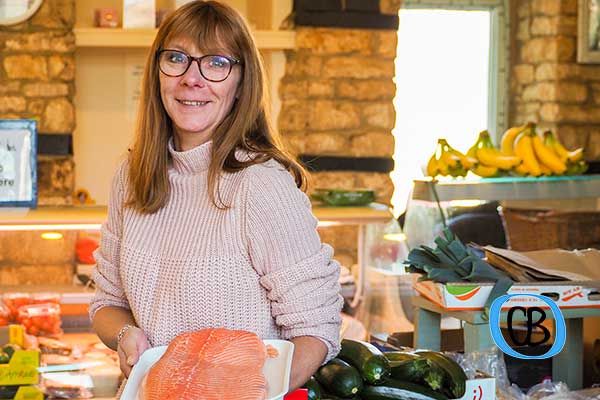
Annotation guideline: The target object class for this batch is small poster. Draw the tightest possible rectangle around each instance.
[122,0,155,28]
[0,119,37,207]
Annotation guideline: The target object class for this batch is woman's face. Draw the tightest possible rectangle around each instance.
[159,37,242,149]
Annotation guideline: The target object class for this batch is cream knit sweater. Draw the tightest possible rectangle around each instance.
[89,139,343,361]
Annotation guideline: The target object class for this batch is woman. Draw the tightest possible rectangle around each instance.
[89,0,343,395]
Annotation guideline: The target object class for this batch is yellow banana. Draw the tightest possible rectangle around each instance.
[437,159,449,176]
[500,124,527,156]
[538,162,552,176]
[514,131,541,176]
[567,148,584,163]
[514,164,530,176]
[472,164,499,178]
[440,149,461,168]
[426,154,439,177]
[532,135,566,175]
[476,148,521,170]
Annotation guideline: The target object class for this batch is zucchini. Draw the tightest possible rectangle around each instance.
[416,351,467,399]
[390,357,429,383]
[362,379,448,400]
[315,358,363,398]
[303,376,322,400]
[384,351,418,367]
[339,339,390,384]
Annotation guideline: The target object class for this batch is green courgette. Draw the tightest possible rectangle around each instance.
[384,351,419,367]
[338,339,390,384]
[390,357,429,383]
[361,379,448,400]
[315,358,363,398]
[303,376,323,400]
[416,351,467,399]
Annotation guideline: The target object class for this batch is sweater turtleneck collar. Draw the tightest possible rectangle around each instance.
[168,137,212,174]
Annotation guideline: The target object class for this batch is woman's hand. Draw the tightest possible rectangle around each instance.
[117,326,151,378]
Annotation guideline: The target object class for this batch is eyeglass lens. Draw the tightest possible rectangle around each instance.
[159,50,233,81]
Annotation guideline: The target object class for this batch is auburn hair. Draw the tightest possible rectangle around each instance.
[126,0,307,213]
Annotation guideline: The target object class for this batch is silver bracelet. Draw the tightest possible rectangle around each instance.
[117,324,135,346]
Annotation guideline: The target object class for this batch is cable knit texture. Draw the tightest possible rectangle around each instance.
[90,139,343,362]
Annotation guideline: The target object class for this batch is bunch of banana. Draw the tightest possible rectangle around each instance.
[543,131,588,175]
[467,130,520,177]
[426,139,477,178]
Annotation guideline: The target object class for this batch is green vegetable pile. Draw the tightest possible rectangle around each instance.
[303,339,469,400]
[404,228,513,319]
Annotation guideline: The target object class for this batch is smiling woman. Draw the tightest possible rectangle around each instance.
[89,1,343,398]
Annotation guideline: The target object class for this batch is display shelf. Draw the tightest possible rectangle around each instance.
[74,28,296,50]
[0,203,392,229]
[411,174,600,202]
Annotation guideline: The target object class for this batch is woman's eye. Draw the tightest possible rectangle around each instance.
[208,57,228,68]
[168,53,187,63]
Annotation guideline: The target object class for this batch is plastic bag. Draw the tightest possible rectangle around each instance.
[42,372,94,399]
[17,302,62,337]
[526,379,570,399]
[0,301,9,326]
[2,292,32,321]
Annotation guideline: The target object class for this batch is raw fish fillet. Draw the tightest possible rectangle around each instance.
[142,328,272,400]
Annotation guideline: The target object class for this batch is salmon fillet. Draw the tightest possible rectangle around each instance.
[142,328,269,400]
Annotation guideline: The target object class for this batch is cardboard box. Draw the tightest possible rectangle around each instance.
[459,378,495,400]
[415,248,600,310]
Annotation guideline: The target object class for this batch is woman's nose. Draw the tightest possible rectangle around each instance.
[180,60,207,87]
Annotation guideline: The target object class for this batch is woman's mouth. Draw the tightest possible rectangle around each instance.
[177,99,211,107]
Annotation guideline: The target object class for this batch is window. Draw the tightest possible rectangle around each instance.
[391,1,508,216]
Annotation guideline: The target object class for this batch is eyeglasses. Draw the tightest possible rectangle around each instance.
[157,49,242,82]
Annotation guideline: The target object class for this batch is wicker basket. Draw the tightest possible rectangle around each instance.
[499,207,600,251]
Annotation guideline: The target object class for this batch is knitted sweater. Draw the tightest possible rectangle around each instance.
[89,139,343,361]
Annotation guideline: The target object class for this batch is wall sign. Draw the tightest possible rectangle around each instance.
[0,120,37,208]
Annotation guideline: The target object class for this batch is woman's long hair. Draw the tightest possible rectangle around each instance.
[127,0,307,213]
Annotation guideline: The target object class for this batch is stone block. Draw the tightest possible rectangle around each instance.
[531,0,561,16]
[308,100,361,130]
[336,79,396,100]
[316,225,359,252]
[362,103,396,129]
[351,132,395,157]
[30,0,75,29]
[587,130,600,160]
[555,125,592,151]
[5,32,75,53]
[296,28,372,55]
[281,132,306,155]
[523,82,586,103]
[0,264,74,285]
[4,55,47,80]
[27,99,46,114]
[324,56,395,79]
[531,16,577,36]
[580,65,600,81]
[0,96,26,113]
[279,80,308,100]
[48,55,75,81]
[0,230,76,265]
[517,0,531,18]
[541,103,600,123]
[279,100,309,132]
[23,83,69,98]
[310,171,356,190]
[355,172,394,204]
[375,30,398,58]
[37,156,75,197]
[521,37,575,63]
[307,80,335,98]
[513,64,535,85]
[305,132,350,155]
[42,98,75,133]
[517,18,530,41]
[0,82,20,95]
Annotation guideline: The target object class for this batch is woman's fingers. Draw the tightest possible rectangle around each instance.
[118,326,149,377]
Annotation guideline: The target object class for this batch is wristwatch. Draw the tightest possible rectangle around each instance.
[117,324,135,346]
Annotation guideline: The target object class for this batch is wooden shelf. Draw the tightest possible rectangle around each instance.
[0,204,392,228]
[74,28,296,50]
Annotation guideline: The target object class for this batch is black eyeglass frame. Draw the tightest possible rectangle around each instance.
[157,49,242,82]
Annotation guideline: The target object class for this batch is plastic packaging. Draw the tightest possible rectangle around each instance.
[17,302,62,337]
[42,372,94,399]
[2,293,32,321]
[31,292,61,305]
[0,302,9,326]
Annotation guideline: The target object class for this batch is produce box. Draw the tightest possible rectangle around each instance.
[415,248,600,310]
[457,378,494,400]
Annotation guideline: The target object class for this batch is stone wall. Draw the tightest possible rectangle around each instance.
[511,0,600,159]
[279,1,402,269]
[0,0,76,285]
[0,0,76,206]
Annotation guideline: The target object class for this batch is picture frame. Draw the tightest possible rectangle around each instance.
[578,0,600,63]
[0,119,37,208]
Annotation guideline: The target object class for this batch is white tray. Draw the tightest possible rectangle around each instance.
[121,339,294,400]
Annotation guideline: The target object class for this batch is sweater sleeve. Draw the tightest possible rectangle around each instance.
[88,161,131,321]
[245,161,343,362]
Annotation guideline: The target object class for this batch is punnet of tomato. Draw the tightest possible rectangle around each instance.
[17,302,62,337]
[0,301,9,326]
[2,292,32,321]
